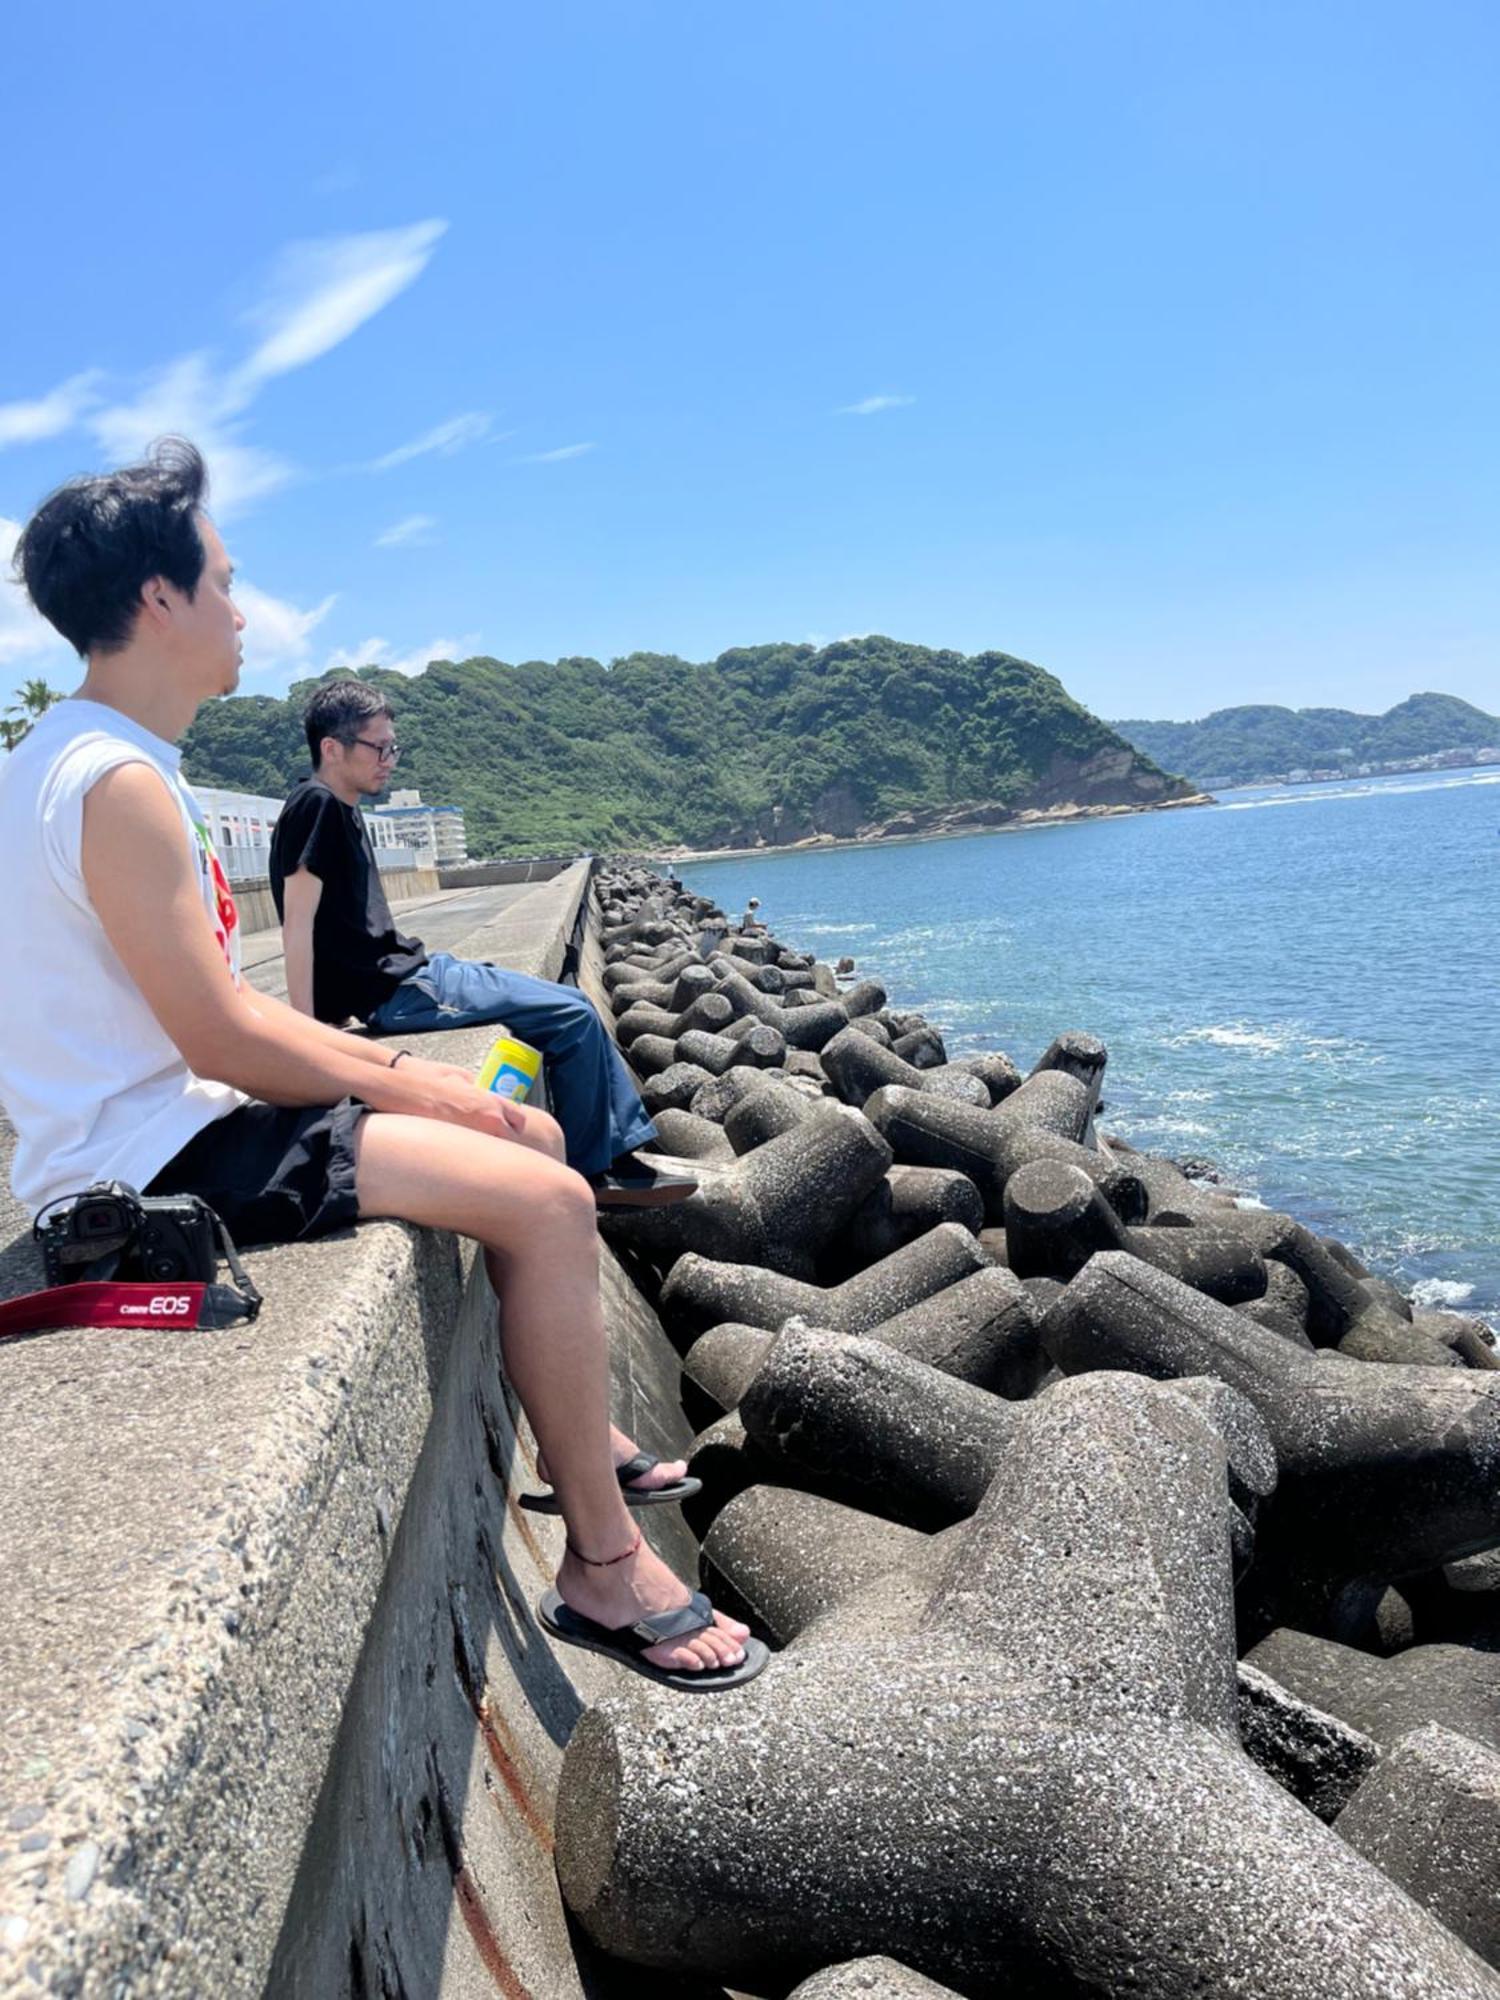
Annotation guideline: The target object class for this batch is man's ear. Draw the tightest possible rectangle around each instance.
[138,575,175,630]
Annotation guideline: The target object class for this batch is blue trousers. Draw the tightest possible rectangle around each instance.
[366,952,655,1178]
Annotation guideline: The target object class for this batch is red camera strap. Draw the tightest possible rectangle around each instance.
[0,1280,252,1339]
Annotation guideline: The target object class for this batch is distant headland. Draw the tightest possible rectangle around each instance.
[181,637,1204,859]
[1112,692,1500,792]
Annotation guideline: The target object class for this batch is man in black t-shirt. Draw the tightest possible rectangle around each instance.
[270,681,692,1207]
[270,768,428,1025]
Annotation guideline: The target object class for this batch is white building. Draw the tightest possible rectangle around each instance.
[370,789,468,866]
[193,784,421,883]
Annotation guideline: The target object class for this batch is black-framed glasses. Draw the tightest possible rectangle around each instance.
[350,736,400,762]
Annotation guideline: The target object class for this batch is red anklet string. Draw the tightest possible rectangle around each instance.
[565,1526,643,1567]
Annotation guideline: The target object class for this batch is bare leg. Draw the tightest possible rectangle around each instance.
[353,1113,748,1673]
[480,1109,692,1494]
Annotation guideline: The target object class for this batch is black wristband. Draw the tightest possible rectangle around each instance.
[389,1049,412,1070]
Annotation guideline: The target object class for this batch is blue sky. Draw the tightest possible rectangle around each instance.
[1,0,1495,721]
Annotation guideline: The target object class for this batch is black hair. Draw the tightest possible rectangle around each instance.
[304,678,395,767]
[12,437,210,657]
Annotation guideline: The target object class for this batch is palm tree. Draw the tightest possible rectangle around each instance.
[1,677,65,751]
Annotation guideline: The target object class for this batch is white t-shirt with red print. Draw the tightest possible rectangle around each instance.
[0,699,246,1216]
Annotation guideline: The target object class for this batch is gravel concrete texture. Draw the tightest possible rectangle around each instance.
[1115,1145,1240,1223]
[266,1220,702,2000]
[681,1321,777,1426]
[1239,1257,1314,1345]
[864,1083,1149,1224]
[1003,1159,1269,1302]
[712,970,854,1051]
[675,1025,786,1076]
[739,1321,1021,1528]
[601,947,696,994]
[1040,1252,1500,1589]
[682,1409,782,1537]
[645,1107,735,1162]
[722,1077,818,1152]
[700,1486,937,1644]
[1234,1660,1380,1821]
[658,1221,988,1342]
[1196,1206,1446,1362]
[835,1166,985,1278]
[859,1265,1044,1395]
[601,963,710,1013]
[1243,1627,1500,1756]
[641,1060,717,1113]
[820,1026,990,1110]
[1027,1030,1108,1127]
[680,1264,1043,1430]
[789,1957,965,1997]
[556,1370,1500,1997]
[689,1065,811,1125]
[612,990,735,1048]
[623,1030,682,1077]
[953,1050,1023,1104]
[1337,1725,1500,1969]
[597,1101,893,1278]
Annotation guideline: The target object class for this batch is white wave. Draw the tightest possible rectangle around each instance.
[1218,770,1500,812]
[793,922,878,935]
[1410,1277,1476,1309]
[1171,1024,1288,1054]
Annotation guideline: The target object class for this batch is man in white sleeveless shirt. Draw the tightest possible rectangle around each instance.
[0,440,761,1691]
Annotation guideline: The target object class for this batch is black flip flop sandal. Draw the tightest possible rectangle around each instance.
[537,1587,769,1692]
[519,1451,702,1516]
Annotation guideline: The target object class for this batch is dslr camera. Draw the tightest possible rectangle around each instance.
[36,1180,221,1288]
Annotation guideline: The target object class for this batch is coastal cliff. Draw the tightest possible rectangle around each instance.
[182,635,1200,856]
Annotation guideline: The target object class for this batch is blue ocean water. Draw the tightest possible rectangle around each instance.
[683,767,1500,1327]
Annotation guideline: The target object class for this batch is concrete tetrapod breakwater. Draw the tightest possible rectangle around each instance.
[8,853,1500,1997]
[553,862,1500,1998]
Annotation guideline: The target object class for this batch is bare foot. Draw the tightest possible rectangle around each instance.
[537,1423,690,1497]
[558,1534,751,1674]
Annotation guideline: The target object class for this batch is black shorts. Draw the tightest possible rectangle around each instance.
[145,1098,370,1248]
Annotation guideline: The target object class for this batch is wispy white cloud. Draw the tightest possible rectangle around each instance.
[837,393,915,416]
[0,371,104,450]
[515,441,596,464]
[0,222,450,517]
[374,513,438,549]
[0,516,337,684]
[369,411,494,471]
[237,581,338,680]
[231,220,447,395]
[323,631,480,679]
[0,517,76,672]
[88,352,295,517]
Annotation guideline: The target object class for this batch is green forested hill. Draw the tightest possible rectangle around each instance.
[181,637,1189,856]
[1112,693,1500,789]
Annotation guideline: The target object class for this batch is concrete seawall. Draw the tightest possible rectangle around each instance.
[0,860,706,1998]
[229,864,442,936]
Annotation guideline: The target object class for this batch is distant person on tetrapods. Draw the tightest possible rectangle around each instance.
[267,677,693,1209]
[0,439,760,1691]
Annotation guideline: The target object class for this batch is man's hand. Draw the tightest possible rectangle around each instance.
[397,1052,480,1088]
[396,1068,547,1149]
